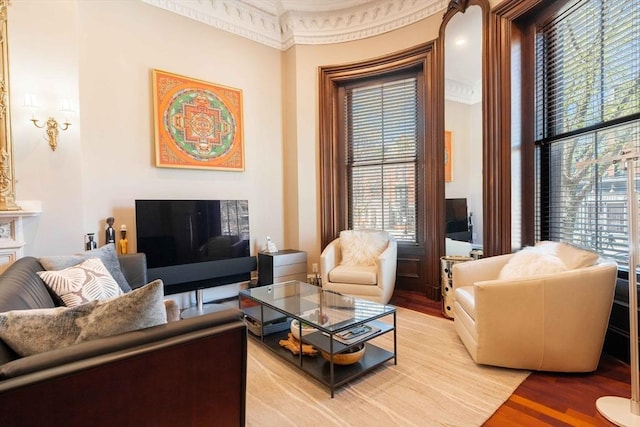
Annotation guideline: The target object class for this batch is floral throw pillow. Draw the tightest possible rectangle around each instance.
[38,243,132,293]
[37,258,123,307]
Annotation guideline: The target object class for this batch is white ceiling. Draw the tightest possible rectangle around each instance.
[142,0,482,103]
[244,0,378,14]
[443,5,483,104]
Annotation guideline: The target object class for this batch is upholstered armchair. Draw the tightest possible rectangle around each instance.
[320,230,397,304]
[452,241,617,372]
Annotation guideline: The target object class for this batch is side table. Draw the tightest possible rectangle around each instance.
[257,249,307,286]
[440,255,473,319]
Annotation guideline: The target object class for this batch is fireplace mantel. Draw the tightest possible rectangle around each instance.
[0,201,41,273]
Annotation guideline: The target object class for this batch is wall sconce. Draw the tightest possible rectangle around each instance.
[24,94,73,151]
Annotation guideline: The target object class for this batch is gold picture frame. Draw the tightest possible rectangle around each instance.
[152,69,244,171]
[445,130,453,182]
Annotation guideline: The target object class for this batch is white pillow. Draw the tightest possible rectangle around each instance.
[499,246,568,280]
[535,241,599,269]
[339,230,389,266]
[37,258,123,307]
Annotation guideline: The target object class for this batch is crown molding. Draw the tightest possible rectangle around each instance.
[279,0,448,50]
[142,0,283,49]
[445,78,481,105]
[141,0,447,51]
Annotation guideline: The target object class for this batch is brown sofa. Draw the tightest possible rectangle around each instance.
[0,254,247,427]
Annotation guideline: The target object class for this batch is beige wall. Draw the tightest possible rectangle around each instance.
[9,0,83,255]
[283,13,445,267]
[9,0,284,257]
[7,0,460,275]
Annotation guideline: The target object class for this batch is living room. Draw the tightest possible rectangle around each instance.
[7,0,448,264]
[1,0,638,425]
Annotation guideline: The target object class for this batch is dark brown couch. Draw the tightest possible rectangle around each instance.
[0,254,247,427]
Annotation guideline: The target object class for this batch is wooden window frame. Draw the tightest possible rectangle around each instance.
[319,43,436,249]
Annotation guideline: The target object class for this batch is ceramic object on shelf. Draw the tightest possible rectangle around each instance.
[290,318,317,341]
[290,309,329,340]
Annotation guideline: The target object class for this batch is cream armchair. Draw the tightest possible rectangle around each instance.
[320,230,397,304]
[452,243,617,372]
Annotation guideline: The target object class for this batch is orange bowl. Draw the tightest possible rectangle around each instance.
[321,344,365,365]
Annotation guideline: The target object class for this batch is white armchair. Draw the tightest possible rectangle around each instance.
[452,242,617,372]
[320,230,397,304]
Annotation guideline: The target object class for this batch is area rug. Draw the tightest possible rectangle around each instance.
[246,307,530,426]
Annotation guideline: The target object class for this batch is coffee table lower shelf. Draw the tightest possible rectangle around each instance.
[250,329,395,397]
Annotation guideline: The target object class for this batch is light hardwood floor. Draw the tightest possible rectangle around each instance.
[390,290,631,426]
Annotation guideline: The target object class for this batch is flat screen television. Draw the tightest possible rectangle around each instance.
[135,199,256,295]
[445,198,471,242]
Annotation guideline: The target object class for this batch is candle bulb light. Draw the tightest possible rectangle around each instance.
[24,94,73,151]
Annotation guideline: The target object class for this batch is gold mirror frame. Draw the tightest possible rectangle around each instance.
[436,0,510,258]
[0,0,18,211]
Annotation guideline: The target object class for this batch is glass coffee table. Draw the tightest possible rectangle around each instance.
[239,280,396,397]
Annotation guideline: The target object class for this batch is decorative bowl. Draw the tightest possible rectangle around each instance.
[321,343,366,365]
[290,318,318,340]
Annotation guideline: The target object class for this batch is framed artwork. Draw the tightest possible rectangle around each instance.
[445,130,453,182]
[152,69,244,171]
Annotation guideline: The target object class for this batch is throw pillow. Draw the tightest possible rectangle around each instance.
[0,280,167,357]
[76,279,167,342]
[339,230,389,266]
[0,302,97,357]
[37,258,123,307]
[38,243,132,293]
[498,246,568,280]
[535,240,599,269]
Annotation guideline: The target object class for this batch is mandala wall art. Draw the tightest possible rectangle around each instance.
[152,69,244,171]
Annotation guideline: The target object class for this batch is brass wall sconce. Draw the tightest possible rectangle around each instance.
[24,94,73,151]
[30,117,70,151]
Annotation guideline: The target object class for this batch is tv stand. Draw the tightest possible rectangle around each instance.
[148,256,258,296]
[181,288,233,318]
[446,230,472,243]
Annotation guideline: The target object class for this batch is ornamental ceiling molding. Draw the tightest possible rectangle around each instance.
[445,78,481,105]
[142,0,283,48]
[279,0,448,49]
[141,0,448,50]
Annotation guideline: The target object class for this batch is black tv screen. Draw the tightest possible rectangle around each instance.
[135,199,250,269]
[445,198,468,234]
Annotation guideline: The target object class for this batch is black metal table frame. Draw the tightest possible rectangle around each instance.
[239,287,397,397]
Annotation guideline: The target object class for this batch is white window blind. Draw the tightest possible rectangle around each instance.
[534,0,640,267]
[345,77,419,242]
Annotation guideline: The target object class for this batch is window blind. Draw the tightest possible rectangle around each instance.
[345,77,419,242]
[534,0,640,267]
[534,0,639,142]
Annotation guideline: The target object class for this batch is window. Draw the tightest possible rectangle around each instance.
[345,76,419,242]
[319,43,434,294]
[535,0,640,268]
